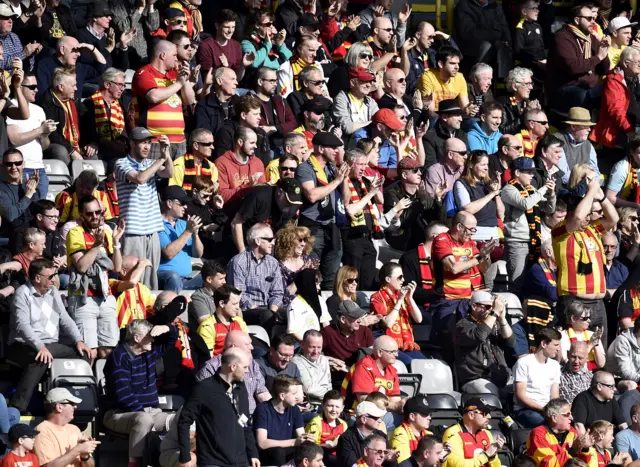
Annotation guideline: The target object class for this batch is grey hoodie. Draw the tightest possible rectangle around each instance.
[501,183,555,243]
[606,330,640,381]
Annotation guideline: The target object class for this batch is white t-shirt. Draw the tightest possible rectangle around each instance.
[513,353,561,410]
[6,101,46,169]
[607,158,631,194]
[287,296,331,336]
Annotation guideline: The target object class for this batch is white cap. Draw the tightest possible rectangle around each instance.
[0,4,15,16]
[609,16,638,33]
[470,291,494,305]
[45,387,82,404]
[355,401,387,418]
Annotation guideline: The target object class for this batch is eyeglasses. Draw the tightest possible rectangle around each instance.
[579,15,597,22]
[276,348,294,360]
[38,272,58,280]
[170,200,186,207]
[346,278,359,285]
[171,19,188,25]
[459,223,478,234]
[518,81,534,88]
[395,77,406,84]
[4,160,23,167]
[474,410,490,417]
[84,209,104,217]
[559,412,573,418]
[43,213,59,220]
[109,81,126,89]
[577,315,591,321]
[21,84,38,90]
[508,145,523,151]
[359,53,373,60]
[451,150,468,157]
[260,21,273,27]
[599,382,616,389]
[409,168,422,174]
[533,120,549,126]
[380,348,399,355]
[196,141,214,147]
[366,448,389,456]
[297,237,308,243]
[260,236,275,243]
[393,274,404,281]
[603,244,617,250]
[280,166,297,172]
[307,79,323,86]
[261,78,277,83]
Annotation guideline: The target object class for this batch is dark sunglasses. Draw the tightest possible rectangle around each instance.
[378,28,394,32]
[359,53,373,60]
[395,77,406,84]
[346,278,359,285]
[84,209,104,217]
[260,21,273,27]
[260,237,275,242]
[196,141,214,147]
[280,166,296,172]
[533,120,549,125]
[38,272,58,280]
[508,145,523,151]
[577,315,591,321]
[409,168,423,174]
[171,19,188,25]
[308,79,323,86]
[21,84,38,90]
[451,150,468,156]
[4,160,23,167]
[181,43,196,50]
[579,15,596,21]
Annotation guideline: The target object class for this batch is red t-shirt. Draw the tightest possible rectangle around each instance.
[0,451,39,467]
[132,65,185,143]
[432,232,482,299]
[351,354,400,397]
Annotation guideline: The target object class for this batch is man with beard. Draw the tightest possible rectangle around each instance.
[423,99,467,168]
[294,96,332,149]
[554,108,600,184]
[115,127,173,290]
[81,68,129,162]
[195,67,238,137]
[230,177,304,253]
[67,195,125,361]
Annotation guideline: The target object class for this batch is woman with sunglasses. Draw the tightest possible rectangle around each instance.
[287,269,331,341]
[370,262,424,366]
[241,9,292,71]
[328,41,379,98]
[325,266,373,323]
[559,302,605,369]
[616,206,640,263]
[275,224,320,313]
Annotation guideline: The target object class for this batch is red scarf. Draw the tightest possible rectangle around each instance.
[417,244,433,306]
[55,93,80,151]
[567,327,597,371]
[174,319,194,369]
[375,287,419,351]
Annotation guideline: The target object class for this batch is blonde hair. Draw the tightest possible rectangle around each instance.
[274,224,314,260]
[618,206,638,226]
[334,265,358,300]
[589,420,614,437]
[52,66,76,88]
[568,163,595,189]
[365,392,389,408]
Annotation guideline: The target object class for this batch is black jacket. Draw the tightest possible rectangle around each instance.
[497,95,525,135]
[513,19,546,66]
[399,247,436,308]
[422,121,468,168]
[453,0,511,58]
[39,5,77,48]
[532,156,565,195]
[177,372,259,466]
[337,426,387,467]
[38,89,87,154]
[195,93,234,138]
[75,27,130,71]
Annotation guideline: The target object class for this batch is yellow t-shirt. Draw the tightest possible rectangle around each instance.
[418,69,468,110]
[169,155,219,188]
[198,314,248,356]
[266,159,280,185]
[608,45,626,70]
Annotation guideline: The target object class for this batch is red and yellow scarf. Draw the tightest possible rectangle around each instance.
[346,177,382,233]
[116,283,149,328]
[91,90,125,141]
[55,93,80,151]
[309,155,329,185]
[174,319,194,370]
[376,286,419,351]
[182,153,212,193]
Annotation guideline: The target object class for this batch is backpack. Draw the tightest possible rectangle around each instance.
[444,181,473,218]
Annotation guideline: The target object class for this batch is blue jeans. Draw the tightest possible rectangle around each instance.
[0,394,19,433]
[157,270,203,293]
[23,168,48,201]
[553,85,602,114]
[397,350,426,367]
[515,408,545,428]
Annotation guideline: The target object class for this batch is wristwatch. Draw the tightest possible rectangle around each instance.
[80,454,92,462]
[490,311,498,318]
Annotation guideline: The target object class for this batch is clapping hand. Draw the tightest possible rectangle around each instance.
[589,326,603,348]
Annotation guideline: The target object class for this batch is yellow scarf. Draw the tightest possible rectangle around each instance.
[567,24,592,59]
[308,155,328,185]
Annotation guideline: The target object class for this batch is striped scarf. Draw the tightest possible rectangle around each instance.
[105,179,119,218]
[91,91,125,141]
[309,155,328,185]
[54,93,80,151]
[116,283,148,328]
[599,8,611,31]
[509,179,542,261]
[567,24,592,59]
[376,286,419,351]
[182,153,212,193]
[417,244,433,307]
[539,258,557,287]
[622,159,640,203]
[174,319,194,369]
[186,5,203,35]
[346,177,383,236]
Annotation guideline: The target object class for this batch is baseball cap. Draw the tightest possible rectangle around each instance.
[403,396,433,417]
[372,108,405,132]
[397,158,422,171]
[470,291,493,305]
[0,4,16,17]
[349,67,376,82]
[302,96,331,114]
[129,127,153,141]
[355,401,387,418]
[512,157,536,171]
[312,131,343,148]
[8,424,39,442]
[298,13,320,29]
[463,397,494,414]
[165,7,186,19]
[278,177,303,205]
[609,16,637,33]
[162,186,190,203]
[45,387,83,405]
[337,300,368,319]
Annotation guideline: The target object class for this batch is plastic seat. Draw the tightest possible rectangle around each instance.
[510,428,532,454]
[392,360,408,374]
[424,394,461,430]
[495,292,524,322]
[248,325,270,348]
[399,374,422,398]
[46,184,66,202]
[46,359,97,425]
[71,160,106,181]
[43,159,72,185]
[411,359,461,404]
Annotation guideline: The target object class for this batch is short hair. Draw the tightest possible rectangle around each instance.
[32,199,57,216]
[470,63,492,80]
[23,227,45,246]
[534,327,561,346]
[506,67,534,91]
[544,397,570,418]
[278,154,299,166]
[378,261,401,283]
[426,221,447,239]
[414,436,441,458]
[78,195,99,214]
[193,175,215,192]
[99,67,125,88]
[345,42,373,68]
[343,148,368,165]
[214,67,230,84]
[271,374,301,397]
[216,8,237,24]
[28,258,53,281]
[535,133,564,158]
[294,441,323,465]
[256,66,276,82]
[303,329,323,342]
[271,333,298,350]
[2,148,22,161]
[555,198,568,213]
[52,66,75,87]
[236,126,255,144]
[436,46,461,66]
[621,46,640,64]
[213,284,241,306]
[364,434,387,448]
[201,260,226,280]
[520,0,540,10]
[235,94,262,116]
[356,138,376,155]
[589,420,614,436]
[619,206,638,226]
[125,319,154,343]
[189,128,213,150]
[480,100,504,116]
[299,66,320,86]
[566,301,591,322]
[76,169,99,188]
[365,391,389,406]
[283,132,306,149]
[221,348,245,366]
[523,109,544,124]
[322,389,343,404]
[631,402,640,419]
[246,222,270,246]
[498,135,513,152]
[513,455,537,467]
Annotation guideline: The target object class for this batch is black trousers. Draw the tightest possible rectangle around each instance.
[8,342,89,412]
[259,447,295,466]
[341,235,378,291]
[242,307,276,337]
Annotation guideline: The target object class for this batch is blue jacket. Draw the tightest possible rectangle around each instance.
[467,121,502,154]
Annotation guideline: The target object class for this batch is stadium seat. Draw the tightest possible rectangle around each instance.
[411,359,461,404]
[46,183,66,202]
[509,428,532,455]
[43,159,72,186]
[495,292,524,322]
[424,393,461,430]
[248,325,270,348]
[71,160,107,182]
[45,359,98,425]
[399,374,422,398]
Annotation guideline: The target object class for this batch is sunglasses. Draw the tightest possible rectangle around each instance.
[4,160,23,167]
[359,53,373,60]
[181,43,196,50]
[394,274,404,281]
[577,315,591,321]
[38,272,58,280]
[260,236,275,243]
[21,84,38,90]
[409,168,422,174]
[307,79,323,86]
[297,237,308,243]
[171,19,188,25]
[533,120,549,125]
[346,278,359,285]
[260,21,274,27]
[367,448,388,456]
[395,77,406,84]
[84,209,104,217]
[196,141,214,147]
[630,216,639,222]
[280,166,297,172]
[508,145,523,151]
[579,15,596,21]
[451,150,468,156]
[378,28,394,32]
[599,382,616,389]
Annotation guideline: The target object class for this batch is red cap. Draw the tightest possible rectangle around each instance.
[398,158,422,170]
[349,67,376,82]
[372,108,405,131]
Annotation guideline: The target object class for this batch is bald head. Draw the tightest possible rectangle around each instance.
[373,335,398,352]
[373,16,392,30]
[444,137,466,153]
[58,36,78,51]
[224,330,254,353]
[153,40,177,59]
[155,291,178,310]
[569,340,589,356]
[221,347,250,366]
[121,255,139,273]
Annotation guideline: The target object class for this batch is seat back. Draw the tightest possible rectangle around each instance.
[248,325,270,347]
[393,360,408,374]
[43,160,71,183]
[398,374,422,398]
[46,183,67,202]
[48,359,94,388]
[495,292,524,321]
[510,428,532,454]
[71,160,107,181]
[411,359,454,394]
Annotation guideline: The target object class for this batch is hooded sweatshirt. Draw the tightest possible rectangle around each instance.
[216,150,266,213]
[467,121,502,154]
[606,330,640,381]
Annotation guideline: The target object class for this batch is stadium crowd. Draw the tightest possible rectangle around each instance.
[4,0,640,466]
